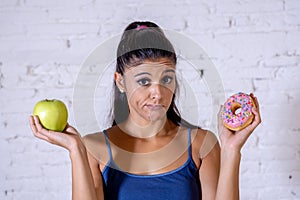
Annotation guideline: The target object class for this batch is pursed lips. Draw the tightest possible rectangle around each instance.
[145,104,164,110]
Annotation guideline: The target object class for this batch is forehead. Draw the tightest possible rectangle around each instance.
[124,58,176,75]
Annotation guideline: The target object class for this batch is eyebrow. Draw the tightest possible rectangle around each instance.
[134,72,151,77]
[163,69,176,74]
[134,69,175,77]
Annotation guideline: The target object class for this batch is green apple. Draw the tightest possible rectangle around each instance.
[33,99,68,132]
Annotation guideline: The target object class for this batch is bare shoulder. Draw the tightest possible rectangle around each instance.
[197,129,220,199]
[190,128,220,159]
[83,132,109,164]
[83,132,106,147]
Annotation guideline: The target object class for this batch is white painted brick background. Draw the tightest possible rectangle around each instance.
[1,0,300,199]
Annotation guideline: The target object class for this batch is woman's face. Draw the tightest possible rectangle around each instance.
[116,58,176,125]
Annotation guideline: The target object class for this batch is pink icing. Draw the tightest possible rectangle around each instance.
[221,92,254,129]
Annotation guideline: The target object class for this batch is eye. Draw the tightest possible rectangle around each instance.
[137,78,151,86]
[161,76,173,84]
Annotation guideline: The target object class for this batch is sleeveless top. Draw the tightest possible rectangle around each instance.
[102,128,201,200]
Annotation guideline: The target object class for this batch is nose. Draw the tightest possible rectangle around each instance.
[150,83,162,100]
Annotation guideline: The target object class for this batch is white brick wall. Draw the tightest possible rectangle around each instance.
[1,0,300,199]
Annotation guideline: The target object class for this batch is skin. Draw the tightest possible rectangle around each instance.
[29,58,261,200]
[115,59,176,137]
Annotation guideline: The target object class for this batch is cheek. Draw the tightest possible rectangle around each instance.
[124,81,141,100]
[162,84,176,97]
[127,87,147,105]
[164,84,176,105]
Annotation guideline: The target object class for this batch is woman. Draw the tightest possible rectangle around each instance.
[30,21,261,200]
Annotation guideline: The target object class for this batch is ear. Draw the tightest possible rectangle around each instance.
[114,72,125,93]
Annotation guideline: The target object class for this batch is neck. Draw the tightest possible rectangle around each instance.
[119,115,171,138]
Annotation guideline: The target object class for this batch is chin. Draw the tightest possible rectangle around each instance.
[147,109,167,122]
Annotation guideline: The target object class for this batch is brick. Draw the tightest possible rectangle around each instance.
[25,22,99,37]
[285,10,300,26]
[252,75,299,92]
[239,188,259,200]
[221,77,254,94]
[263,54,300,67]
[233,13,286,28]
[259,129,300,146]
[1,63,77,89]
[215,31,289,60]
[216,0,284,14]
[24,0,92,8]
[0,6,49,25]
[0,0,19,7]
[240,160,261,174]
[254,90,291,105]
[184,15,232,35]
[285,0,300,11]
[258,186,299,199]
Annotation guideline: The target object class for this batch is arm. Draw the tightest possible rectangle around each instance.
[199,137,220,200]
[215,148,241,200]
[85,148,105,199]
[199,94,261,200]
[70,144,104,200]
[200,134,243,200]
[30,116,103,200]
[216,94,261,200]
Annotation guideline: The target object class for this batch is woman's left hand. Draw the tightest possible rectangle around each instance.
[218,93,262,152]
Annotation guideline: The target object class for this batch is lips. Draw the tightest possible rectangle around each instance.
[145,104,164,111]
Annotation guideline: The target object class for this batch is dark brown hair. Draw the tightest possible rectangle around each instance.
[112,21,197,129]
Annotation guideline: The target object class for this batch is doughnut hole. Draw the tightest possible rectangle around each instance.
[231,103,242,116]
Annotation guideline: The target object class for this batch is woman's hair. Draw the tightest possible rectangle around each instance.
[112,21,197,128]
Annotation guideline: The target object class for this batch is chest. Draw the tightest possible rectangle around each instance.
[107,134,190,175]
[102,160,201,200]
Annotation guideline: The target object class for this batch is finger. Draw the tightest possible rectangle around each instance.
[32,116,57,138]
[29,115,38,134]
[251,106,262,127]
[30,116,50,141]
[34,130,50,141]
[64,123,79,135]
[243,106,261,135]
[254,97,260,111]
[217,105,232,137]
[250,93,260,110]
[32,115,60,142]
[30,115,42,137]
[30,115,49,141]
[218,105,222,124]
[217,105,225,130]
[33,115,45,132]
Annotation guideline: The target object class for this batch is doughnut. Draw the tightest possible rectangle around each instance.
[221,92,256,131]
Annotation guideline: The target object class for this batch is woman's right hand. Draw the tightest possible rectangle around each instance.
[30,115,102,200]
[29,115,84,153]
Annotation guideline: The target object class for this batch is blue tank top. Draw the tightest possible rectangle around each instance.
[102,128,201,200]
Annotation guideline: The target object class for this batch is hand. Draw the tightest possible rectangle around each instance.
[218,93,262,152]
[29,115,84,153]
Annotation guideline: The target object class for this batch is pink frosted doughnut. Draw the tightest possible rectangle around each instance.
[221,92,255,131]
